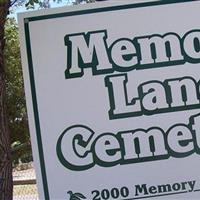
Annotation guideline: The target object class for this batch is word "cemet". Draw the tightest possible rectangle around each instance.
[56,113,200,171]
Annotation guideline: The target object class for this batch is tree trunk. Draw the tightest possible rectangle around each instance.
[0,1,13,200]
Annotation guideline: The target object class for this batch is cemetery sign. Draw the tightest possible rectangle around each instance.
[19,0,200,199]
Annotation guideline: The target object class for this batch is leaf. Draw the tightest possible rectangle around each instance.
[29,0,34,6]
[25,2,30,7]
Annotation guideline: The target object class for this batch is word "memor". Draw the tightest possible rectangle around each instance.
[56,113,200,171]
[65,29,200,78]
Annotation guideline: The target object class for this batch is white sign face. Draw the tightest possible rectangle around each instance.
[19,0,200,199]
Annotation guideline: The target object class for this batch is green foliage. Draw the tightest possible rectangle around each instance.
[4,18,30,157]
[0,0,7,4]
[22,0,94,9]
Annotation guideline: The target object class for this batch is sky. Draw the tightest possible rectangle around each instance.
[9,0,74,19]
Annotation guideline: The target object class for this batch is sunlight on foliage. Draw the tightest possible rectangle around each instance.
[4,18,30,163]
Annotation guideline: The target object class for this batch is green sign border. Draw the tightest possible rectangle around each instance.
[23,0,198,199]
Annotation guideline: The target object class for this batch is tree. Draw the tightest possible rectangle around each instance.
[0,1,13,199]
[4,18,27,143]
[4,18,31,165]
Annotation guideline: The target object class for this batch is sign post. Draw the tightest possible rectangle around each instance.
[19,0,200,199]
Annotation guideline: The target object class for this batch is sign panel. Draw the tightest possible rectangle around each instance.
[19,0,200,199]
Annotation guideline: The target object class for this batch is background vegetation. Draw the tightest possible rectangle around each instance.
[4,18,31,165]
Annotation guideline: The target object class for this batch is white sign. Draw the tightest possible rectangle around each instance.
[19,0,200,199]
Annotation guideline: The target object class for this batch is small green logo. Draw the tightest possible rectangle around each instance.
[67,191,86,200]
